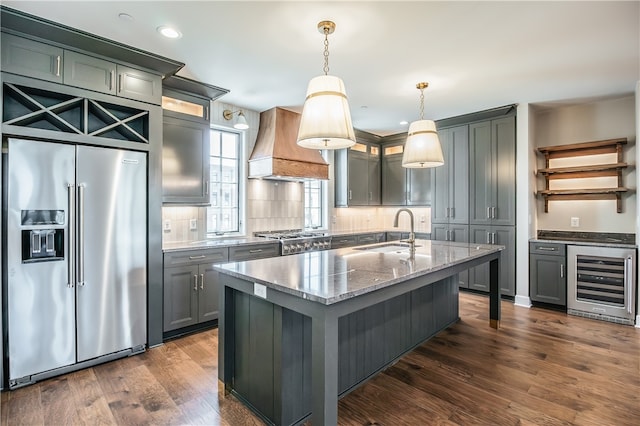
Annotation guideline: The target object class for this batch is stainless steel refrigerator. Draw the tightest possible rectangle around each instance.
[5,138,147,388]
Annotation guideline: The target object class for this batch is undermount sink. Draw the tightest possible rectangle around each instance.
[354,242,421,253]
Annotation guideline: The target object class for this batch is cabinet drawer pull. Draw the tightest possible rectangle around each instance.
[249,249,263,253]
[537,246,557,252]
[55,55,61,77]
[193,275,198,291]
[200,273,204,290]
[189,255,206,260]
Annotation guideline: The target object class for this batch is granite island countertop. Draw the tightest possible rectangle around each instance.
[215,239,502,305]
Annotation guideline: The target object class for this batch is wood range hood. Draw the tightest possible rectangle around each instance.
[248,107,329,180]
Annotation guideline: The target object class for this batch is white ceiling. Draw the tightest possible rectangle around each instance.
[4,1,639,136]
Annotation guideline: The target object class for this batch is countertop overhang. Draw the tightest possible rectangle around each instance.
[215,240,503,305]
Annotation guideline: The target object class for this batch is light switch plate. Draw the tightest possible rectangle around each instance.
[189,218,197,231]
[163,220,171,231]
[570,217,580,227]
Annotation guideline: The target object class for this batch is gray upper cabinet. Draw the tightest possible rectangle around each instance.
[431,125,469,224]
[162,115,210,205]
[469,116,516,226]
[335,132,381,206]
[63,50,116,94]
[64,51,161,104]
[407,167,432,206]
[2,33,162,105]
[161,81,221,205]
[1,32,63,83]
[381,139,432,206]
[381,144,406,205]
[117,65,162,105]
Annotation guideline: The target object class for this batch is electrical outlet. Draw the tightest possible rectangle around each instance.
[570,217,580,227]
[163,220,171,232]
[420,215,426,223]
[189,218,197,231]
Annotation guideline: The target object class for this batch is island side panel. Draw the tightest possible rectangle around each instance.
[218,273,461,426]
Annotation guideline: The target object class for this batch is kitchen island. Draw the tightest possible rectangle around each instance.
[216,240,502,425]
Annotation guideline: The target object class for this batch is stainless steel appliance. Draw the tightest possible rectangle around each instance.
[567,245,636,325]
[255,230,331,255]
[4,138,147,388]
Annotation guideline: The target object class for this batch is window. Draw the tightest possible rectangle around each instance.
[304,180,323,229]
[207,129,241,234]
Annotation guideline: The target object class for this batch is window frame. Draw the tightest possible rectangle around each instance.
[206,125,246,236]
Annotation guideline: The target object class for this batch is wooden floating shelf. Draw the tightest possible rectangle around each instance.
[536,138,630,213]
[537,163,628,179]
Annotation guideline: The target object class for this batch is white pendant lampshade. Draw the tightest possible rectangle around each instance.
[297,75,356,149]
[297,20,356,150]
[402,119,444,168]
[402,82,444,168]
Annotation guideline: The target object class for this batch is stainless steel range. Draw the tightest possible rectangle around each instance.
[255,230,332,255]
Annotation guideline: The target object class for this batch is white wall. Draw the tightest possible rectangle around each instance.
[533,96,636,233]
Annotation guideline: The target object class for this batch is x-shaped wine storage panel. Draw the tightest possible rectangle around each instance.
[2,83,149,143]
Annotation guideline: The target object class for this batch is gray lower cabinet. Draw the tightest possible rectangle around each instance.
[431,224,469,288]
[162,116,211,204]
[529,242,566,306]
[163,248,229,332]
[229,242,280,261]
[330,235,358,249]
[1,32,63,83]
[468,225,515,296]
[331,233,385,249]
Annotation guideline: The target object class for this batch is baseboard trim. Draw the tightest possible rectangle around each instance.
[514,295,532,308]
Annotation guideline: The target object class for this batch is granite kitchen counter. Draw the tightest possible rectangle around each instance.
[162,237,268,252]
[215,239,502,305]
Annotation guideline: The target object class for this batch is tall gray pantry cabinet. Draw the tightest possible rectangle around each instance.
[430,124,470,288]
[430,111,516,297]
[468,116,516,296]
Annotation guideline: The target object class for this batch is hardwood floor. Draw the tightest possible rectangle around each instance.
[2,292,639,425]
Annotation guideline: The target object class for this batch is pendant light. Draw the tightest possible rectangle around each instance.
[402,82,444,168]
[297,20,356,150]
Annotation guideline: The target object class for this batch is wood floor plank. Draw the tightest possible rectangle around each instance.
[1,292,638,426]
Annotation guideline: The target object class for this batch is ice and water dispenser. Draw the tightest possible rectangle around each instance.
[21,210,65,263]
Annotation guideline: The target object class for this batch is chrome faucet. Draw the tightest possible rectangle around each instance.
[393,208,415,255]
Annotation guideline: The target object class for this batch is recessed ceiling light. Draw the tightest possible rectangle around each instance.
[400,120,409,125]
[118,13,134,21]
[157,26,182,39]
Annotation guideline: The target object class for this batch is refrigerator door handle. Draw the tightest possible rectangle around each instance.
[77,184,86,286]
[67,183,75,288]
